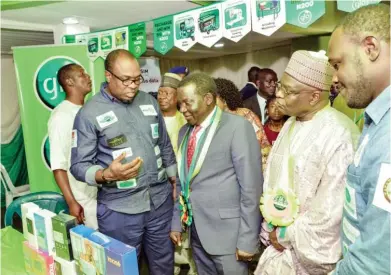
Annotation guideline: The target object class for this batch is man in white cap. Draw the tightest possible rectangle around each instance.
[158,73,187,155]
[255,50,360,275]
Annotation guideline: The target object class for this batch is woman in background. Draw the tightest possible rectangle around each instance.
[263,95,287,145]
[214,77,271,172]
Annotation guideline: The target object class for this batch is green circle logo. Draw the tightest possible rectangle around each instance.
[42,136,51,170]
[34,56,79,110]
[345,188,351,203]
[273,194,288,211]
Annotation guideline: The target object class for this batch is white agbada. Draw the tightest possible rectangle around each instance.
[256,105,360,275]
[48,100,98,229]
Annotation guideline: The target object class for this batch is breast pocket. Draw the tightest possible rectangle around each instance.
[219,207,240,219]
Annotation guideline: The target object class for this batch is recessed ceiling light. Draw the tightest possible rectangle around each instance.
[214,43,224,48]
[63,17,79,25]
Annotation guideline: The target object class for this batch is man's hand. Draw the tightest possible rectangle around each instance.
[269,228,285,252]
[105,153,143,181]
[236,249,255,262]
[69,200,85,224]
[169,176,176,201]
[170,231,182,246]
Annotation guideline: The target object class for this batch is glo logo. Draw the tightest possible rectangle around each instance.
[42,136,51,170]
[34,56,79,110]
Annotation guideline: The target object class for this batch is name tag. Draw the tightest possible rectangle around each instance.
[107,134,127,148]
[373,163,391,213]
[112,147,133,160]
[116,179,137,189]
[157,157,163,169]
[158,169,166,181]
[342,217,360,244]
[140,105,157,116]
[96,111,118,129]
[344,183,358,220]
[71,130,77,148]
[151,123,159,139]
[154,145,160,156]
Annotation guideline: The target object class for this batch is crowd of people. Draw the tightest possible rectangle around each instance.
[47,4,390,275]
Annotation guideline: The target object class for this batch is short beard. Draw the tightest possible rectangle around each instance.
[347,53,374,109]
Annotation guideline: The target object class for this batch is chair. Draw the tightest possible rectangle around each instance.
[4,191,69,227]
[0,164,30,207]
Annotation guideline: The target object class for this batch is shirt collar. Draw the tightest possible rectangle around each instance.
[200,106,217,129]
[247,82,258,90]
[100,82,121,103]
[365,86,391,125]
[257,92,267,103]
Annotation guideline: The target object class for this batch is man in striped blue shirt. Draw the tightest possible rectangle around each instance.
[71,49,176,275]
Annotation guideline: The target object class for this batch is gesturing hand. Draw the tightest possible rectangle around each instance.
[105,153,143,181]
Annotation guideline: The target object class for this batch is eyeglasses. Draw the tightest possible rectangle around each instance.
[277,82,328,96]
[277,82,298,96]
[107,69,144,86]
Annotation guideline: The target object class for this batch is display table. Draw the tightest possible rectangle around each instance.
[0,226,27,275]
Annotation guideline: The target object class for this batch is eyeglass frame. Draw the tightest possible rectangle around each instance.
[106,69,144,86]
[276,81,327,97]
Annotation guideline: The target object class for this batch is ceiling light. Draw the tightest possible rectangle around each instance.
[63,17,79,25]
[214,43,224,48]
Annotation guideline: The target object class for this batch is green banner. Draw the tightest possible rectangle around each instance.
[337,0,381,13]
[62,35,76,44]
[153,15,174,55]
[13,45,92,193]
[286,0,325,28]
[128,22,147,58]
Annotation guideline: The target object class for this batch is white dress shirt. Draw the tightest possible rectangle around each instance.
[257,93,267,124]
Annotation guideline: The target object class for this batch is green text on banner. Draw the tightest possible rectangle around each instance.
[286,0,325,29]
[128,22,147,58]
[195,3,223,47]
[13,45,92,193]
[337,0,381,12]
[222,0,252,42]
[174,9,199,52]
[153,16,174,55]
[251,0,286,36]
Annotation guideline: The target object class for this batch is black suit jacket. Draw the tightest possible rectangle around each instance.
[243,94,262,123]
[240,83,258,101]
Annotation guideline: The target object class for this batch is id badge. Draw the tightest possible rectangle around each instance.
[116,179,137,189]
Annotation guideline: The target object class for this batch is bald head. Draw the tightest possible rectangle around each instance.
[105,49,137,72]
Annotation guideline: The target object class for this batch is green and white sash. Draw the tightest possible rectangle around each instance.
[177,107,222,228]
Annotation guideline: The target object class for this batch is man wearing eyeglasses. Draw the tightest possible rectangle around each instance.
[158,72,197,275]
[243,68,278,124]
[70,49,177,275]
[255,50,360,275]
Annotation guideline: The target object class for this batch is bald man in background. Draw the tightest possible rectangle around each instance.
[48,64,98,229]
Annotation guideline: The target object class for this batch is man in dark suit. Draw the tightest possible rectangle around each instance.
[240,66,261,101]
[170,72,262,275]
[243,68,277,124]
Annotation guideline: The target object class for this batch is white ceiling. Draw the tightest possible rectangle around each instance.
[1,1,301,58]
[1,1,199,31]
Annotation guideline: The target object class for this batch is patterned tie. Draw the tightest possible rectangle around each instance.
[187,126,202,168]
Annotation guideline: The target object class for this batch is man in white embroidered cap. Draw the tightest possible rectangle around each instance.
[254,50,360,275]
